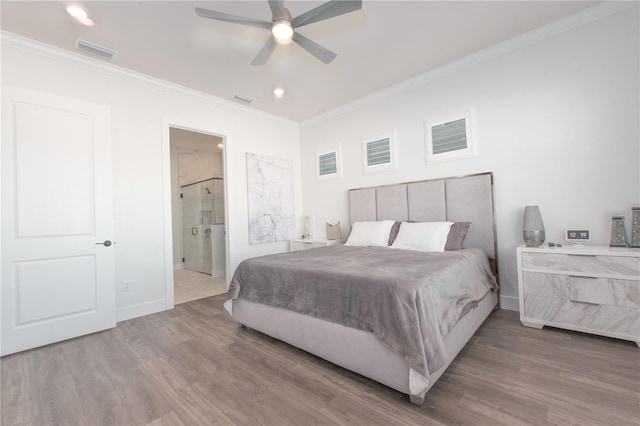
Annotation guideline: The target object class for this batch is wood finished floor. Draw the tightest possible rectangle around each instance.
[2,294,638,426]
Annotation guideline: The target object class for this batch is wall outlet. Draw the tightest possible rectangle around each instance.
[123,280,131,292]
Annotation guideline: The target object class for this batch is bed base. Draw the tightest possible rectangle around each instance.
[225,290,497,405]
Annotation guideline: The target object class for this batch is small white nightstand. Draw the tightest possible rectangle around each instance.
[517,244,640,345]
[289,238,341,252]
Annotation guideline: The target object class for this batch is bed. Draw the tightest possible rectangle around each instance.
[225,172,499,405]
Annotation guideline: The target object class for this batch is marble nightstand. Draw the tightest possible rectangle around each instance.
[517,244,640,345]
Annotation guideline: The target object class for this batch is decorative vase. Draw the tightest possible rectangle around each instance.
[523,205,545,247]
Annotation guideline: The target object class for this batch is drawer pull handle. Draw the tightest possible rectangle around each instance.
[568,275,598,279]
[567,254,597,257]
[570,299,600,306]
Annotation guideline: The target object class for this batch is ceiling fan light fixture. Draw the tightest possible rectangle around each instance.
[196,0,362,65]
[272,20,293,43]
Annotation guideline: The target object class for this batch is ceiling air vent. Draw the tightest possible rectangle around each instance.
[233,94,255,104]
[74,39,118,60]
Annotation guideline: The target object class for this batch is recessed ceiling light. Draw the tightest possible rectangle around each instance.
[66,5,95,26]
[273,88,285,98]
[66,6,87,19]
[217,143,224,149]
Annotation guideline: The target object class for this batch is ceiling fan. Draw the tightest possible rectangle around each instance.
[196,0,362,65]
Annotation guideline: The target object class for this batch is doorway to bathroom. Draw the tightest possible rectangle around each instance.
[169,127,226,304]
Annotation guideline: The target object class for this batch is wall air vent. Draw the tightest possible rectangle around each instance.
[233,94,255,104]
[74,39,118,60]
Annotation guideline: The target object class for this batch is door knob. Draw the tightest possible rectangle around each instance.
[96,240,113,247]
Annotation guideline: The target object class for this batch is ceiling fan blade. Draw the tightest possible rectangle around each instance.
[251,35,278,66]
[268,0,287,20]
[196,7,272,29]
[292,32,337,64]
[292,0,362,28]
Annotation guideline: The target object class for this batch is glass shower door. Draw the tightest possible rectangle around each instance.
[181,181,213,274]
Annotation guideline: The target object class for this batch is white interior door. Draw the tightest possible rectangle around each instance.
[1,86,115,356]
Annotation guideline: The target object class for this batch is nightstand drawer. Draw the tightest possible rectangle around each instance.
[523,272,640,309]
[522,252,640,277]
[524,295,640,337]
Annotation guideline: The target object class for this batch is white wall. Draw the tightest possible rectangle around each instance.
[299,6,640,310]
[1,34,302,321]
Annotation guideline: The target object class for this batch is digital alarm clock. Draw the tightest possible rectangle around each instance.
[566,229,591,244]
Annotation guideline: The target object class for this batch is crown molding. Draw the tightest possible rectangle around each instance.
[0,31,298,126]
[302,1,638,127]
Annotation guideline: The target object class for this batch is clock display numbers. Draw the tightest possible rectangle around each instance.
[566,229,591,242]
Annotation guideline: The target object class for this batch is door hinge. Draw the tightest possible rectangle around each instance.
[182,257,185,262]
[180,193,184,199]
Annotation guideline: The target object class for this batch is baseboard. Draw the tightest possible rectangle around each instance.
[499,295,519,311]
[116,298,167,322]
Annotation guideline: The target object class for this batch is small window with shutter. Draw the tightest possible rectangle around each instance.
[317,147,341,180]
[425,108,478,164]
[366,138,391,166]
[362,130,398,174]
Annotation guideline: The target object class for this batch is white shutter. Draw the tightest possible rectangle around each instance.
[362,130,398,174]
[431,118,467,154]
[318,151,337,176]
[366,138,391,166]
[425,108,478,164]
[317,147,342,180]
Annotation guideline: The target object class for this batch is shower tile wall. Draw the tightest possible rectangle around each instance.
[212,178,224,224]
[178,149,222,186]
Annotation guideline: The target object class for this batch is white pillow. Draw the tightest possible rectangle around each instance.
[391,221,454,252]
[344,220,396,247]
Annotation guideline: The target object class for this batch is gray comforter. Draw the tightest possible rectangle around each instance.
[227,245,498,393]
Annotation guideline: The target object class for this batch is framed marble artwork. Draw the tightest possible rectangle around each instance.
[246,153,296,244]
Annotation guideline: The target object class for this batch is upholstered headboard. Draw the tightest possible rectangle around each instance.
[348,173,497,261]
